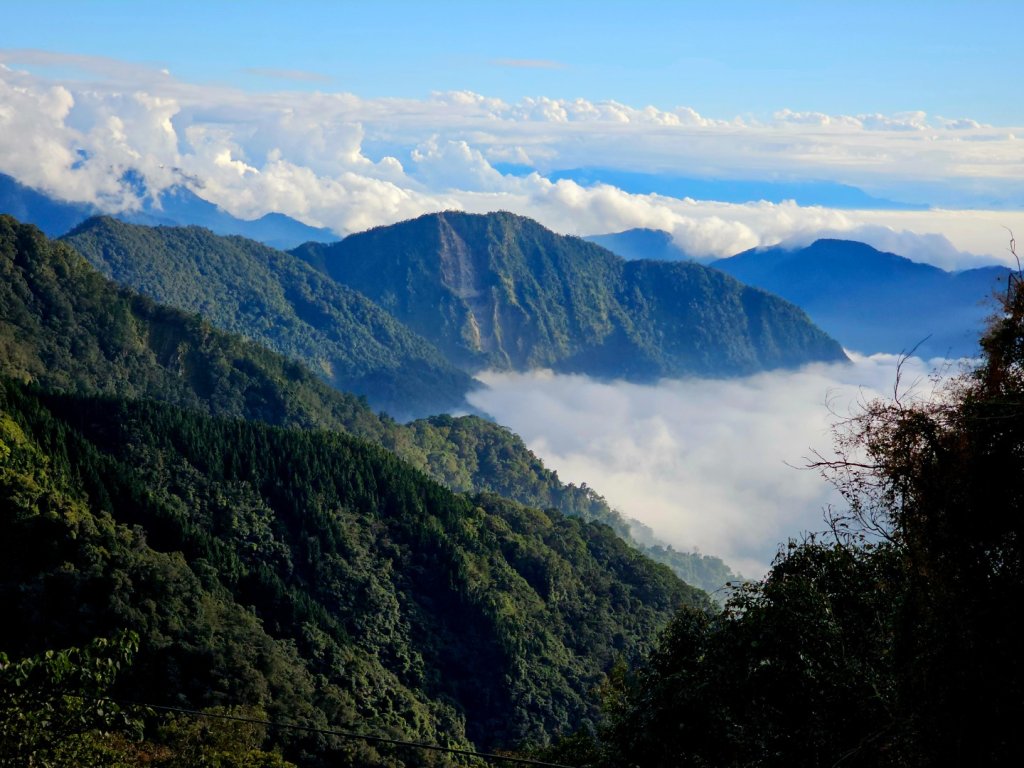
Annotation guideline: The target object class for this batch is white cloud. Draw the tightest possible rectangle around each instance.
[849,210,1024,269]
[410,136,508,191]
[467,354,961,577]
[859,110,930,132]
[2,53,1024,263]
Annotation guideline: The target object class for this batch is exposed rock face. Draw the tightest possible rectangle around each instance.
[294,211,848,377]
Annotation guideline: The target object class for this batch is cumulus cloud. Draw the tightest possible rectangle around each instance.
[468,354,961,577]
[410,136,509,191]
[850,209,1024,269]
[2,53,1024,262]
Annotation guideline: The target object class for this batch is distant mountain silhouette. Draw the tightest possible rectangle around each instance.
[0,171,335,249]
[585,228,693,261]
[0,172,95,236]
[712,239,1012,358]
[117,179,337,249]
[293,211,847,378]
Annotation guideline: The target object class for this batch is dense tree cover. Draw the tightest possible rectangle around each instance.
[392,415,736,595]
[554,266,1024,767]
[0,214,390,438]
[0,379,708,765]
[1,214,733,592]
[63,217,475,419]
[292,211,846,376]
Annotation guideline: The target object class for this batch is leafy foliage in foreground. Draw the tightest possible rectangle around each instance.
[0,632,146,767]
[0,380,707,765]
[63,217,475,419]
[569,270,1024,768]
[0,633,297,767]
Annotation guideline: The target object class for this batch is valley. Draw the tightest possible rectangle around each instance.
[2,11,1021,763]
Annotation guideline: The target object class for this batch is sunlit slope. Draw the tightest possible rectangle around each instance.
[294,211,847,377]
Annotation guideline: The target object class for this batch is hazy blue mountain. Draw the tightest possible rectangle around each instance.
[585,228,693,262]
[118,181,337,249]
[292,211,847,378]
[0,170,335,248]
[62,217,476,420]
[0,172,95,237]
[712,239,1013,358]
[493,165,925,209]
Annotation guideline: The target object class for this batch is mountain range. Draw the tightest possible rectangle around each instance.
[1,172,850,380]
[1,211,712,763]
[62,216,475,420]
[3,168,1008,363]
[292,210,847,377]
[711,239,1012,358]
[588,227,1010,359]
[1,144,1017,764]
[1,212,735,593]
[4,154,1007,764]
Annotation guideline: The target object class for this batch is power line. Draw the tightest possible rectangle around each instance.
[93,696,579,768]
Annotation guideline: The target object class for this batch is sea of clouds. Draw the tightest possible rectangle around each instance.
[468,353,963,577]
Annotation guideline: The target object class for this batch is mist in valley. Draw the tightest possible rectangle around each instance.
[469,352,961,576]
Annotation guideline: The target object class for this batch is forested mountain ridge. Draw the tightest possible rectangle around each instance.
[0,214,388,435]
[292,211,848,377]
[1,211,712,762]
[62,216,476,419]
[0,380,708,764]
[395,414,737,593]
[0,214,734,592]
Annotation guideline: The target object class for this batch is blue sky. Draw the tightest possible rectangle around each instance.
[4,0,1020,122]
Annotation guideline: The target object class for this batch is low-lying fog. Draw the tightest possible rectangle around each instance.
[468,353,963,578]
